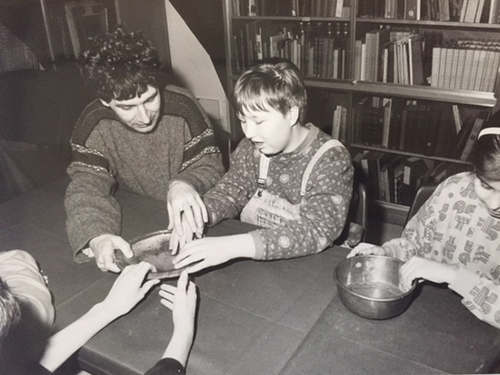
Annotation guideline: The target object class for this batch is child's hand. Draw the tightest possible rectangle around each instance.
[169,214,200,255]
[173,234,255,274]
[159,271,197,336]
[101,262,159,317]
[399,257,459,291]
[347,242,386,258]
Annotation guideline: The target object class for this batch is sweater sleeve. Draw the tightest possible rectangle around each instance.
[172,125,225,195]
[203,139,257,225]
[163,86,225,195]
[65,127,121,261]
[449,266,500,329]
[381,181,448,261]
[144,358,186,375]
[253,145,353,260]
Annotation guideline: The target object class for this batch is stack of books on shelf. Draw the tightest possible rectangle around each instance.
[331,104,348,140]
[431,40,500,92]
[232,22,349,78]
[354,30,426,85]
[358,0,500,23]
[232,0,351,17]
[353,96,488,160]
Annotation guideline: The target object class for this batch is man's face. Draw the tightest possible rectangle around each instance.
[102,85,161,133]
[474,176,500,219]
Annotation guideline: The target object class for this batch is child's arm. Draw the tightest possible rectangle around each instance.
[145,271,197,375]
[39,263,158,372]
[203,139,257,225]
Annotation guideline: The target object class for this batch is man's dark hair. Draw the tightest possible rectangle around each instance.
[80,27,161,102]
[471,112,500,181]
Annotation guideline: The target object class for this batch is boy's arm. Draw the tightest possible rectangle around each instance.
[203,139,257,225]
[251,146,353,260]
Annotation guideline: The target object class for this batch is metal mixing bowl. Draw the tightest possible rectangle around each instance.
[335,255,417,320]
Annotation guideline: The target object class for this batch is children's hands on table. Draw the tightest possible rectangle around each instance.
[173,234,255,274]
[158,271,197,335]
[101,262,159,317]
[88,233,133,272]
[399,256,459,291]
[167,181,207,250]
[347,242,386,258]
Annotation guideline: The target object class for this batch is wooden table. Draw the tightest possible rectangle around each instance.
[1,178,499,375]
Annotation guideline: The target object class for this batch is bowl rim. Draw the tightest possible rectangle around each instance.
[335,255,417,302]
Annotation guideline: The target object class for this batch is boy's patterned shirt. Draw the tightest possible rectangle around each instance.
[204,124,353,260]
[383,172,500,328]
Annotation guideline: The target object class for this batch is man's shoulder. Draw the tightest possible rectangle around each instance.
[72,99,116,146]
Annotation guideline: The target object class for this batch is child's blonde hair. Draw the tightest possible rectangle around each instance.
[233,60,307,123]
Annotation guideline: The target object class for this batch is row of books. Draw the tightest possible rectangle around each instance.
[358,0,500,23]
[354,151,468,205]
[354,30,426,85]
[232,22,349,79]
[430,45,500,91]
[354,29,499,92]
[352,97,488,161]
[232,0,351,17]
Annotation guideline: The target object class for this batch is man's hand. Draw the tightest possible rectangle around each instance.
[399,257,459,291]
[100,262,159,317]
[167,180,207,252]
[89,234,133,272]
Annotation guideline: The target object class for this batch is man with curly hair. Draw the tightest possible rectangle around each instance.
[65,27,225,272]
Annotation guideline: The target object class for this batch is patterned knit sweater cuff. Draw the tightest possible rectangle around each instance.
[249,231,266,259]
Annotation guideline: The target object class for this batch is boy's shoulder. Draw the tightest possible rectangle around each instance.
[311,125,350,163]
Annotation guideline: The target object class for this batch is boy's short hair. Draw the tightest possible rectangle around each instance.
[80,27,161,102]
[233,60,307,122]
[0,278,20,346]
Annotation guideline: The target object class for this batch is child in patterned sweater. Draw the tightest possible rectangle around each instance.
[171,61,353,273]
[348,120,500,329]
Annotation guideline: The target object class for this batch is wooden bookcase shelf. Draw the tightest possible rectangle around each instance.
[223,0,499,210]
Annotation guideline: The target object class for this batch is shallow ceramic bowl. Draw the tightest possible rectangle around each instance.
[335,255,417,319]
[115,230,185,279]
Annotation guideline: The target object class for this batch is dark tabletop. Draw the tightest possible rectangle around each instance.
[1,178,499,375]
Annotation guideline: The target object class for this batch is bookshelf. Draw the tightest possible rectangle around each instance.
[222,0,500,222]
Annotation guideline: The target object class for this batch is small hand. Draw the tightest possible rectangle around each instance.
[167,181,207,242]
[158,271,197,335]
[399,256,459,291]
[173,234,255,274]
[89,234,133,272]
[101,262,159,317]
[347,242,386,258]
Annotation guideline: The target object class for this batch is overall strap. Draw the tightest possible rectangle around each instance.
[300,139,342,197]
[257,153,271,190]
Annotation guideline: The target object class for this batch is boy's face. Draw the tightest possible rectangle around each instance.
[474,176,500,218]
[239,106,299,156]
[101,85,161,133]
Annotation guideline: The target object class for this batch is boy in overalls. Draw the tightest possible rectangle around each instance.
[172,61,353,273]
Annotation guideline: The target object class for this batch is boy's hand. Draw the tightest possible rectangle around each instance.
[101,262,159,317]
[399,257,459,291]
[169,214,197,255]
[173,234,255,274]
[347,242,386,258]
[89,234,133,272]
[159,271,197,335]
[167,180,207,246]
